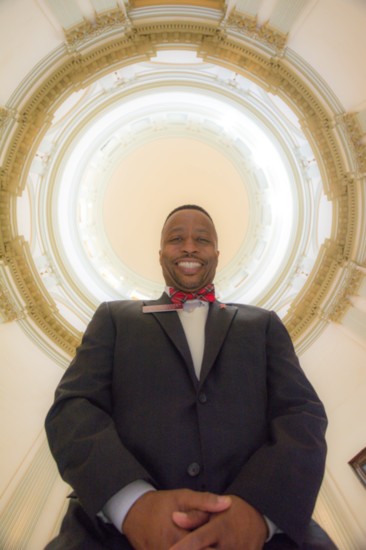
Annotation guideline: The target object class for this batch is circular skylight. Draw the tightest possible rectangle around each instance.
[20,52,330,330]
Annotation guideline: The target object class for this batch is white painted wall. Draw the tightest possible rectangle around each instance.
[301,322,366,548]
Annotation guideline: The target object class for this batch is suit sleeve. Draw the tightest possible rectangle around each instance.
[45,302,155,518]
[226,311,327,546]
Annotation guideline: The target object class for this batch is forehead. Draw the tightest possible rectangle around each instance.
[162,209,216,235]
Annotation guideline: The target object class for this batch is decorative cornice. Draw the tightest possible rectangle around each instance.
[324,261,365,323]
[223,10,288,52]
[2,237,80,355]
[0,107,14,132]
[341,113,366,175]
[0,7,364,358]
[285,239,343,337]
[65,7,128,48]
[0,271,24,322]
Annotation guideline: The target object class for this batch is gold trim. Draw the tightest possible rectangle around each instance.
[131,0,225,7]
[3,237,80,354]
[65,7,127,46]
[286,239,346,338]
[0,8,364,357]
[326,262,365,323]
[0,272,24,322]
[341,113,366,174]
[224,11,288,51]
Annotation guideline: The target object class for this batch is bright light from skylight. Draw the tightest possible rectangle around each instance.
[151,50,203,63]
[33,55,330,312]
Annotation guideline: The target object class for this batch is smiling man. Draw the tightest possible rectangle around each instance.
[45,205,331,549]
[159,206,219,293]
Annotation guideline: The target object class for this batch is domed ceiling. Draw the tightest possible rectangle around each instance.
[0,0,365,365]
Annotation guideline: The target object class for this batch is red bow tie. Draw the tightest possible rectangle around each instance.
[169,285,215,304]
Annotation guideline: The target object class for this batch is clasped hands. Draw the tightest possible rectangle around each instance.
[122,488,267,550]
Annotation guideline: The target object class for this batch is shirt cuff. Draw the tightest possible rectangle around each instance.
[102,480,156,533]
[264,515,282,541]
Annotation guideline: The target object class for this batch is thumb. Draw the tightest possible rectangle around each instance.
[179,491,232,513]
[172,509,210,530]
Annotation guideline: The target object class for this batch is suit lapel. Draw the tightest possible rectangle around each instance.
[142,294,197,385]
[199,301,238,386]
[142,295,238,388]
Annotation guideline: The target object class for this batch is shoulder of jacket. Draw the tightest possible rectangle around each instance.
[225,302,269,314]
[96,299,143,315]
[106,299,143,309]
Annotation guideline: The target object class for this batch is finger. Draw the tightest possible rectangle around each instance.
[172,510,210,530]
[169,522,215,550]
[179,491,231,514]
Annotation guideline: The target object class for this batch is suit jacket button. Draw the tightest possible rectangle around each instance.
[198,392,207,403]
[187,462,201,477]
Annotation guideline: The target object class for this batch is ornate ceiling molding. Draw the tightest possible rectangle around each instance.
[64,7,128,46]
[223,10,288,51]
[0,6,365,362]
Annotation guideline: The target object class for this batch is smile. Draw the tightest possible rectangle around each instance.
[177,261,202,269]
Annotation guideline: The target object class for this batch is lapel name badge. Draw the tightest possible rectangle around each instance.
[142,303,183,313]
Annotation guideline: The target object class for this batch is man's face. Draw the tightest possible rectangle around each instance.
[159,209,219,292]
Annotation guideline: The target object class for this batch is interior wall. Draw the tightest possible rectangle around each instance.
[0,322,69,550]
[0,323,62,495]
[301,322,366,547]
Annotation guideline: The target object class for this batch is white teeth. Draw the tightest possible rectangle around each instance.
[178,261,200,268]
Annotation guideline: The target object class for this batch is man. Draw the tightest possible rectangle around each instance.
[45,205,330,549]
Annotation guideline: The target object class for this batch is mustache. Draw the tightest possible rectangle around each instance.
[176,254,202,262]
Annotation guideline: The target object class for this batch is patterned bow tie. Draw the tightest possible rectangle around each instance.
[169,284,215,304]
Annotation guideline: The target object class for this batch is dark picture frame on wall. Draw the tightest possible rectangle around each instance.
[348,447,366,487]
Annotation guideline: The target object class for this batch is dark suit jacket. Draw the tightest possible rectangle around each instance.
[45,294,328,549]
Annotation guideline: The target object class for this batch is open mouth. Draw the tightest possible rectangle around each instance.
[177,260,202,274]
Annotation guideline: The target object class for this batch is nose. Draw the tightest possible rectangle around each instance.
[182,237,198,254]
